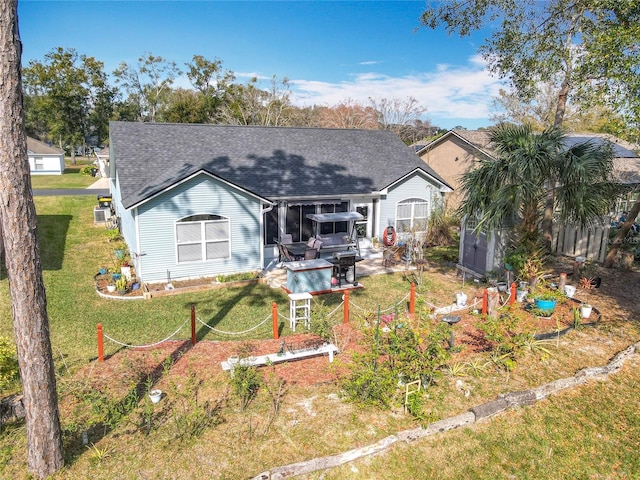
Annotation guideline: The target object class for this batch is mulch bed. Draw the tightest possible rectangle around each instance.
[86,258,639,392]
[87,297,593,390]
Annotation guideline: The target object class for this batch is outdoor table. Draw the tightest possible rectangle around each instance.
[283,242,308,258]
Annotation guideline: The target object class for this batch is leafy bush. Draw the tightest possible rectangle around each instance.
[0,337,19,393]
[425,203,458,246]
[340,353,397,407]
[80,164,96,176]
[229,364,261,411]
[479,311,539,371]
[309,299,334,341]
[405,390,428,420]
[341,310,452,408]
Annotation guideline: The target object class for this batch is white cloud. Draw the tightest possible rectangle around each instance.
[290,56,504,126]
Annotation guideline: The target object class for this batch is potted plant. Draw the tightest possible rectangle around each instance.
[577,259,601,289]
[115,276,128,294]
[580,303,593,319]
[519,252,545,290]
[533,288,561,314]
[148,389,162,403]
[106,283,116,293]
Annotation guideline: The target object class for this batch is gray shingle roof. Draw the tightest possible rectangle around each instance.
[450,129,638,159]
[110,122,451,209]
[26,137,63,155]
[422,129,639,185]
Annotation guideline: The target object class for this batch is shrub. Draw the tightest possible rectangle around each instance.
[80,164,96,176]
[309,299,333,341]
[229,364,261,411]
[341,309,452,408]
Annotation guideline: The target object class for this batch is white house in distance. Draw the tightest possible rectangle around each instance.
[27,136,65,175]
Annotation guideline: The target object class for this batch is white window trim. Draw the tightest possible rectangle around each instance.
[175,215,230,263]
[396,198,429,234]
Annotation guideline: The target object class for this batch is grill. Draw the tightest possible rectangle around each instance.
[333,251,357,286]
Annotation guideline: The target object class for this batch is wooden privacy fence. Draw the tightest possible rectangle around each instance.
[552,217,610,262]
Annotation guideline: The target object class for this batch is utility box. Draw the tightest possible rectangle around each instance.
[93,206,111,224]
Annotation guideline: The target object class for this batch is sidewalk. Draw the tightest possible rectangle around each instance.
[86,177,110,189]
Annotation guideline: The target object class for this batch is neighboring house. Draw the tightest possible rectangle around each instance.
[418,129,640,211]
[418,129,640,276]
[108,122,453,283]
[27,137,65,175]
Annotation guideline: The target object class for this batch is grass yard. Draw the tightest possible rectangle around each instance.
[29,158,96,190]
[0,195,639,479]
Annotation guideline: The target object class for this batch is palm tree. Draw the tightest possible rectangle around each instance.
[457,124,620,254]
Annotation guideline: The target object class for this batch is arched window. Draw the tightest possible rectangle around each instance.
[396,198,429,234]
[175,214,230,262]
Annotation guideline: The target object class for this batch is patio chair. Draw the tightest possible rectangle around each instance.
[277,242,294,262]
[281,234,293,244]
[304,248,319,260]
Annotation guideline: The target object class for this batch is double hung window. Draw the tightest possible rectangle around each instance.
[176,214,230,262]
[396,198,429,234]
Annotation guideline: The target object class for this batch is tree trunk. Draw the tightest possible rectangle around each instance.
[541,179,556,254]
[603,196,640,268]
[541,76,572,253]
[0,2,64,477]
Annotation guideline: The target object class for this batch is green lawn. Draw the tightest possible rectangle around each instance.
[1,196,639,479]
[0,196,418,371]
[29,157,97,189]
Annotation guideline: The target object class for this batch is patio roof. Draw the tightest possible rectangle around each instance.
[306,212,364,223]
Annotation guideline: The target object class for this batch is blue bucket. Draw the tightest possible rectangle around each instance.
[534,298,556,313]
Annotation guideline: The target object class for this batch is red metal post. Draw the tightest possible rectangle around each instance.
[343,290,350,323]
[272,302,279,339]
[510,282,517,306]
[97,323,104,362]
[409,283,416,315]
[482,289,488,316]
[191,304,196,346]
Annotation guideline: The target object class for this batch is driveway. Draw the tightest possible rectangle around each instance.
[32,177,110,197]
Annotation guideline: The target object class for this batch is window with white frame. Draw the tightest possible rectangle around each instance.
[34,157,44,170]
[176,214,230,262]
[396,198,429,234]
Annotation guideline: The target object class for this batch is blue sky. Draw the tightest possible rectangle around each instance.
[18,1,503,129]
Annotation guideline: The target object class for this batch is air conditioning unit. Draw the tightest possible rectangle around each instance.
[94,207,111,223]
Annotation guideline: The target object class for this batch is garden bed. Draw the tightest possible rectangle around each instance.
[94,273,265,298]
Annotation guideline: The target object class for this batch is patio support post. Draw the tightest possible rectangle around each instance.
[482,289,488,316]
[343,290,350,324]
[272,302,279,339]
[510,283,517,307]
[191,305,196,346]
[97,323,104,362]
[409,283,416,315]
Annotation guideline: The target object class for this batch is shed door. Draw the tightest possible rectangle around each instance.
[461,221,487,275]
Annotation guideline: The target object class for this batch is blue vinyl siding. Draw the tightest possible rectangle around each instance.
[379,172,441,233]
[135,174,263,283]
